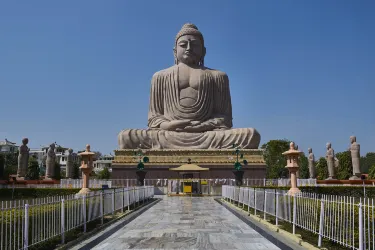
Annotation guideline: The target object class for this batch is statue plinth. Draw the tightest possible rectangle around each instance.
[113,149,266,179]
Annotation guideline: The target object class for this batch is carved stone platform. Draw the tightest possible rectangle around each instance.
[112,149,266,179]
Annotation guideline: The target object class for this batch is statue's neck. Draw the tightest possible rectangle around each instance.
[178,62,201,69]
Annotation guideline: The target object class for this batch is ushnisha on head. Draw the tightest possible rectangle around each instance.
[22,138,28,145]
[173,23,206,67]
[350,136,356,144]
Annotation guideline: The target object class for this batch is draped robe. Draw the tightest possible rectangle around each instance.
[118,65,260,149]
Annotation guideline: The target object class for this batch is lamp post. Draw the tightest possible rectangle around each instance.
[77,144,95,195]
[231,144,248,186]
[282,142,301,196]
[134,144,149,186]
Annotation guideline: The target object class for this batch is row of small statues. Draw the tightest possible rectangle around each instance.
[17,138,76,180]
[307,136,361,180]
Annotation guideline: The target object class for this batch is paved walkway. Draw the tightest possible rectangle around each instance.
[88,196,280,250]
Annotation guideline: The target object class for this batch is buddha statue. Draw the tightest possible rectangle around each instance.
[118,23,261,149]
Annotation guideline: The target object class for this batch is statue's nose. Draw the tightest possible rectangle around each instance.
[186,42,191,50]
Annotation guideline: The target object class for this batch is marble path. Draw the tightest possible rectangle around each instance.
[91,196,280,250]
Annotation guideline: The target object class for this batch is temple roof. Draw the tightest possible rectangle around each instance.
[169,164,209,171]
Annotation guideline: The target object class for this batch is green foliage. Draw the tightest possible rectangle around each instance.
[360,152,375,173]
[261,139,290,178]
[298,153,309,179]
[368,164,375,179]
[26,156,40,180]
[336,151,352,180]
[3,152,18,178]
[316,157,328,180]
[97,167,111,179]
[54,162,61,180]
[0,188,83,201]
[73,161,80,179]
[0,154,4,179]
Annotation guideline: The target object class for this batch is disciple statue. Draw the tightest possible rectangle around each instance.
[307,148,316,179]
[349,136,361,180]
[17,138,30,178]
[118,23,260,149]
[45,143,56,179]
[66,148,74,179]
[325,142,336,180]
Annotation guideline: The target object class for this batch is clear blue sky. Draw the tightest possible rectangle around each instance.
[0,1,374,158]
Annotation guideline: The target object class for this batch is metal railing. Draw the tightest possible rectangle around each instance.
[222,185,374,250]
[0,186,154,250]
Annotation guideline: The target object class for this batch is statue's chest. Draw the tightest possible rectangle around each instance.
[177,69,206,106]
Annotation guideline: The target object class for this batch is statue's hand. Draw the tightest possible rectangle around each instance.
[160,120,191,131]
[180,122,214,132]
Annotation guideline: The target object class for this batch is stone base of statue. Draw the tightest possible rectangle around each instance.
[112,149,266,179]
[287,187,301,196]
[136,170,147,186]
[325,177,337,180]
[349,174,361,180]
[232,170,244,186]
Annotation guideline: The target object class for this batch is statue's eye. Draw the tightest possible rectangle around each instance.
[179,43,187,47]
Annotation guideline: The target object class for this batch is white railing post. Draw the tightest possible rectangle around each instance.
[112,189,115,215]
[61,199,65,244]
[127,188,130,211]
[100,192,104,225]
[122,188,124,213]
[82,195,87,233]
[275,192,279,227]
[264,191,267,220]
[263,178,266,187]
[293,196,297,234]
[254,189,257,216]
[318,198,325,247]
[359,202,364,250]
[24,204,29,249]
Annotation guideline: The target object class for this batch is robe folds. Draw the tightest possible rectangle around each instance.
[118,65,260,149]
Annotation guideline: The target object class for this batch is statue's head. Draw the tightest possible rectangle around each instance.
[289,141,295,150]
[50,143,55,149]
[174,23,206,67]
[326,142,331,149]
[22,138,28,145]
[68,148,73,154]
[350,135,356,143]
[308,148,312,153]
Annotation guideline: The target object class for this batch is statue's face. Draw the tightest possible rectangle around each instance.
[175,34,205,66]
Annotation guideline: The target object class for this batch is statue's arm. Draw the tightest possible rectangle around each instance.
[147,73,169,129]
[204,72,233,129]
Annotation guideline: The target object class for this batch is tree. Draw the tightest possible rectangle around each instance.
[54,162,61,180]
[316,157,328,180]
[73,161,80,179]
[336,151,352,180]
[93,151,102,160]
[97,167,111,179]
[368,164,375,179]
[26,156,40,180]
[298,153,309,179]
[261,139,290,179]
[360,152,375,174]
[0,154,5,179]
[3,152,18,179]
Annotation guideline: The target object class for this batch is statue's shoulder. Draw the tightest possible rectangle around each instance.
[205,67,228,78]
[152,65,176,79]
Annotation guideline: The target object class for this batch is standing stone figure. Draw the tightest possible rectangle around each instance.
[349,136,361,180]
[66,148,74,179]
[45,143,56,179]
[17,138,30,178]
[118,23,260,149]
[308,148,316,179]
[326,142,336,180]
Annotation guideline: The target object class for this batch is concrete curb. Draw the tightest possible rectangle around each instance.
[58,198,161,250]
[215,198,320,250]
